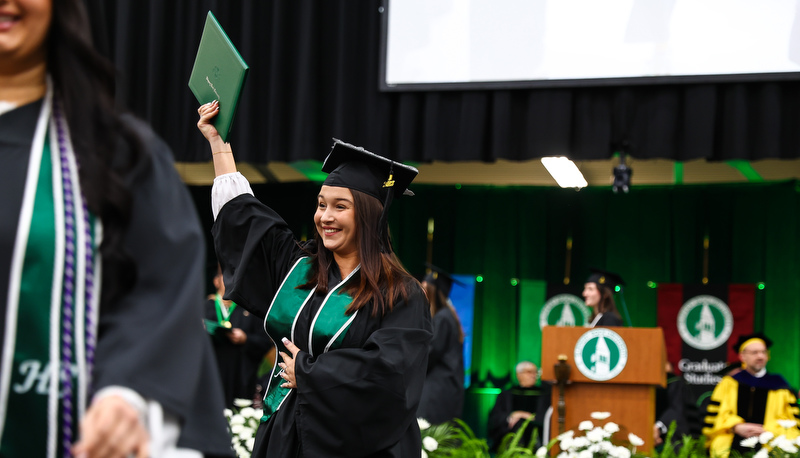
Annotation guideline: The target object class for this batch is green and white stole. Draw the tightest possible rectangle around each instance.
[0,82,101,458]
[261,257,359,422]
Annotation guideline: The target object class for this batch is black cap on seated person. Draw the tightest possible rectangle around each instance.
[321,139,418,251]
[732,332,773,353]
[586,268,626,291]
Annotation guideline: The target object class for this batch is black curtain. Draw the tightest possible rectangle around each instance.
[86,0,800,164]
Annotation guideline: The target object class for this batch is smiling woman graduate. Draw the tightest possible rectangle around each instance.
[197,102,433,457]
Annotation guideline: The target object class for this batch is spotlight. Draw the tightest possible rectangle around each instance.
[612,154,632,193]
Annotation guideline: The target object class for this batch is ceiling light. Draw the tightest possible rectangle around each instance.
[541,157,588,189]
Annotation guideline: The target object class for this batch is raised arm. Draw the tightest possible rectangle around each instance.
[197,100,237,176]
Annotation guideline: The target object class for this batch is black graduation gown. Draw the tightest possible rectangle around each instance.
[487,383,551,451]
[213,193,433,458]
[417,308,464,424]
[204,298,273,407]
[593,312,624,327]
[0,100,232,456]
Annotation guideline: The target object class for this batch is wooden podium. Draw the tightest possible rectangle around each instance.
[540,327,666,451]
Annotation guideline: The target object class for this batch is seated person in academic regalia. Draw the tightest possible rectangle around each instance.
[204,266,273,408]
[583,268,625,327]
[703,333,800,458]
[488,361,551,451]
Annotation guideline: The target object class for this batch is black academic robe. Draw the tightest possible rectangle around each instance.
[655,373,692,441]
[204,298,273,408]
[213,193,433,458]
[487,383,551,451]
[0,100,232,456]
[417,308,465,424]
[593,312,624,327]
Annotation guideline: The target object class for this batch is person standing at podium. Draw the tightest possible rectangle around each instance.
[583,269,625,327]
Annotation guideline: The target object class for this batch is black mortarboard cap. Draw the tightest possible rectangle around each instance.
[586,268,626,290]
[321,139,418,203]
[732,332,773,353]
[422,263,462,297]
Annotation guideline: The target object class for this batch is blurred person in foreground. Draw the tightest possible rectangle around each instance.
[0,0,231,456]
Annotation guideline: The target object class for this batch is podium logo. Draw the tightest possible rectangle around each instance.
[677,295,733,350]
[539,294,592,330]
[574,329,628,381]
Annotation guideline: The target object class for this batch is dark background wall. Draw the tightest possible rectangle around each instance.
[86,0,800,164]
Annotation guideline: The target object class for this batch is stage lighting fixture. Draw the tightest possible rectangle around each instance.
[541,157,588,189]
[612,154,632,193]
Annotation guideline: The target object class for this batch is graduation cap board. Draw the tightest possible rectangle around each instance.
[586,268,626,290]
[422,264,463,298]
[188,11,249,143]
[321,139,418,202]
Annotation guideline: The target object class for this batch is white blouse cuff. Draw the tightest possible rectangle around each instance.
[211,171,254,220]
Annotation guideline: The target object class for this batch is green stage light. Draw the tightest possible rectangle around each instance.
[455,183,462,190]
[510,278,519,286]
[647,281,658,289]
[757,282,766,290]
[476,275,483,283]
[614,285,621,292]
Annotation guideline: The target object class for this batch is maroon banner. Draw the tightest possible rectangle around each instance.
[657,284,754,380]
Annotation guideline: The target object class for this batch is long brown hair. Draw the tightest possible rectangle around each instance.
[302,189,417,316]
[50,0,146,308]
[423,281,465,343]
[594,285,621,319]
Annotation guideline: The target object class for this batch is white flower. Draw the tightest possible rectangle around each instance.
[239,407,257,419]
[739,436,759,448]
[795,436,800,447]
[233,398,252,407]
[231,424,245,435]
[578,450,593,458]
[778,419,797,429]
[246,437,255,451]
[628,433,644,446]
[753,448,769,458]
[579,420,593,431]
[230,414,245,425]
[588,444,600,453]
[604,422,620,434]
[571,437,590,449]
[421,450,428,458]
[586,428,606,443]
[614,446,631,458]
[422,436,439,452]
[599,440,613,452]
[591,411,611,420]
[238,426,255,440]
[559,437,574,451]
[223,408,233,418]
[536,446,548,458]
[759,431,774,444]
[557,430,575,440]
[778,441,799,453]
[417,418,431,430]
[556,452,568,458]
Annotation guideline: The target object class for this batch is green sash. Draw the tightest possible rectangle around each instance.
[261,257,358,422]
[0,85,100,458]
